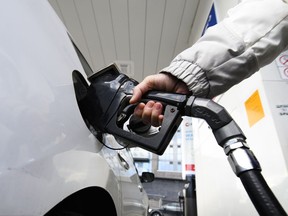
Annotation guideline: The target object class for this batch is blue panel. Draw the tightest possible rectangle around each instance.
[202,3,217,36]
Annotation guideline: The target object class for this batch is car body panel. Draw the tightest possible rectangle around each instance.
[0,0,148,215]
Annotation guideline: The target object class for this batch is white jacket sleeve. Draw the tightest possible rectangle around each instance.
[161,0,288,98]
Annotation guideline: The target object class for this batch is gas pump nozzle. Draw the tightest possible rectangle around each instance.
[83,63,246,155]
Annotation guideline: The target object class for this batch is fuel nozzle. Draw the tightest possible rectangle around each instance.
[79,63,247,156]
[81,64,187,155]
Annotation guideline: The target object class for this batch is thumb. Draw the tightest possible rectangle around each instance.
[129,74,158,104]
[129,85,144,104]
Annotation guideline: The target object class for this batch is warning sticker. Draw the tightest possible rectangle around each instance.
[275,51,288,79]
[245,90,265,127]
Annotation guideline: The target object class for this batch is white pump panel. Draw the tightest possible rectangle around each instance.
[194,54,288,215]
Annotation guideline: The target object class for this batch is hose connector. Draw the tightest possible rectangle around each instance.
[223,138,261,176]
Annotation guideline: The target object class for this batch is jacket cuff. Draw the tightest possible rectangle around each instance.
[160,59,210,98]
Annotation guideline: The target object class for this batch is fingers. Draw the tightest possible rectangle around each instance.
[145,101,163,126]
[134,101,163,127]
[133,102,145,118]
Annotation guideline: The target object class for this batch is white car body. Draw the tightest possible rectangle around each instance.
[0,1,149,215]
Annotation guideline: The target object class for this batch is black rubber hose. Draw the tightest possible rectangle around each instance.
[239,170,287,216]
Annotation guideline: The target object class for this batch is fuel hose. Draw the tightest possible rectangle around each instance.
[240,170,287,216]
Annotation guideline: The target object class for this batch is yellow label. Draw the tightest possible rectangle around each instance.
[245,90,265,127]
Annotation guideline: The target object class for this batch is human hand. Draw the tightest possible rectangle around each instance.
[129,73,190,127]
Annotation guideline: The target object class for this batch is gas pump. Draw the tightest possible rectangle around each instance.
[80,63,287,216]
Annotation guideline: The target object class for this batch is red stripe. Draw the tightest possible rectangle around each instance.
[185,164,195,171]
